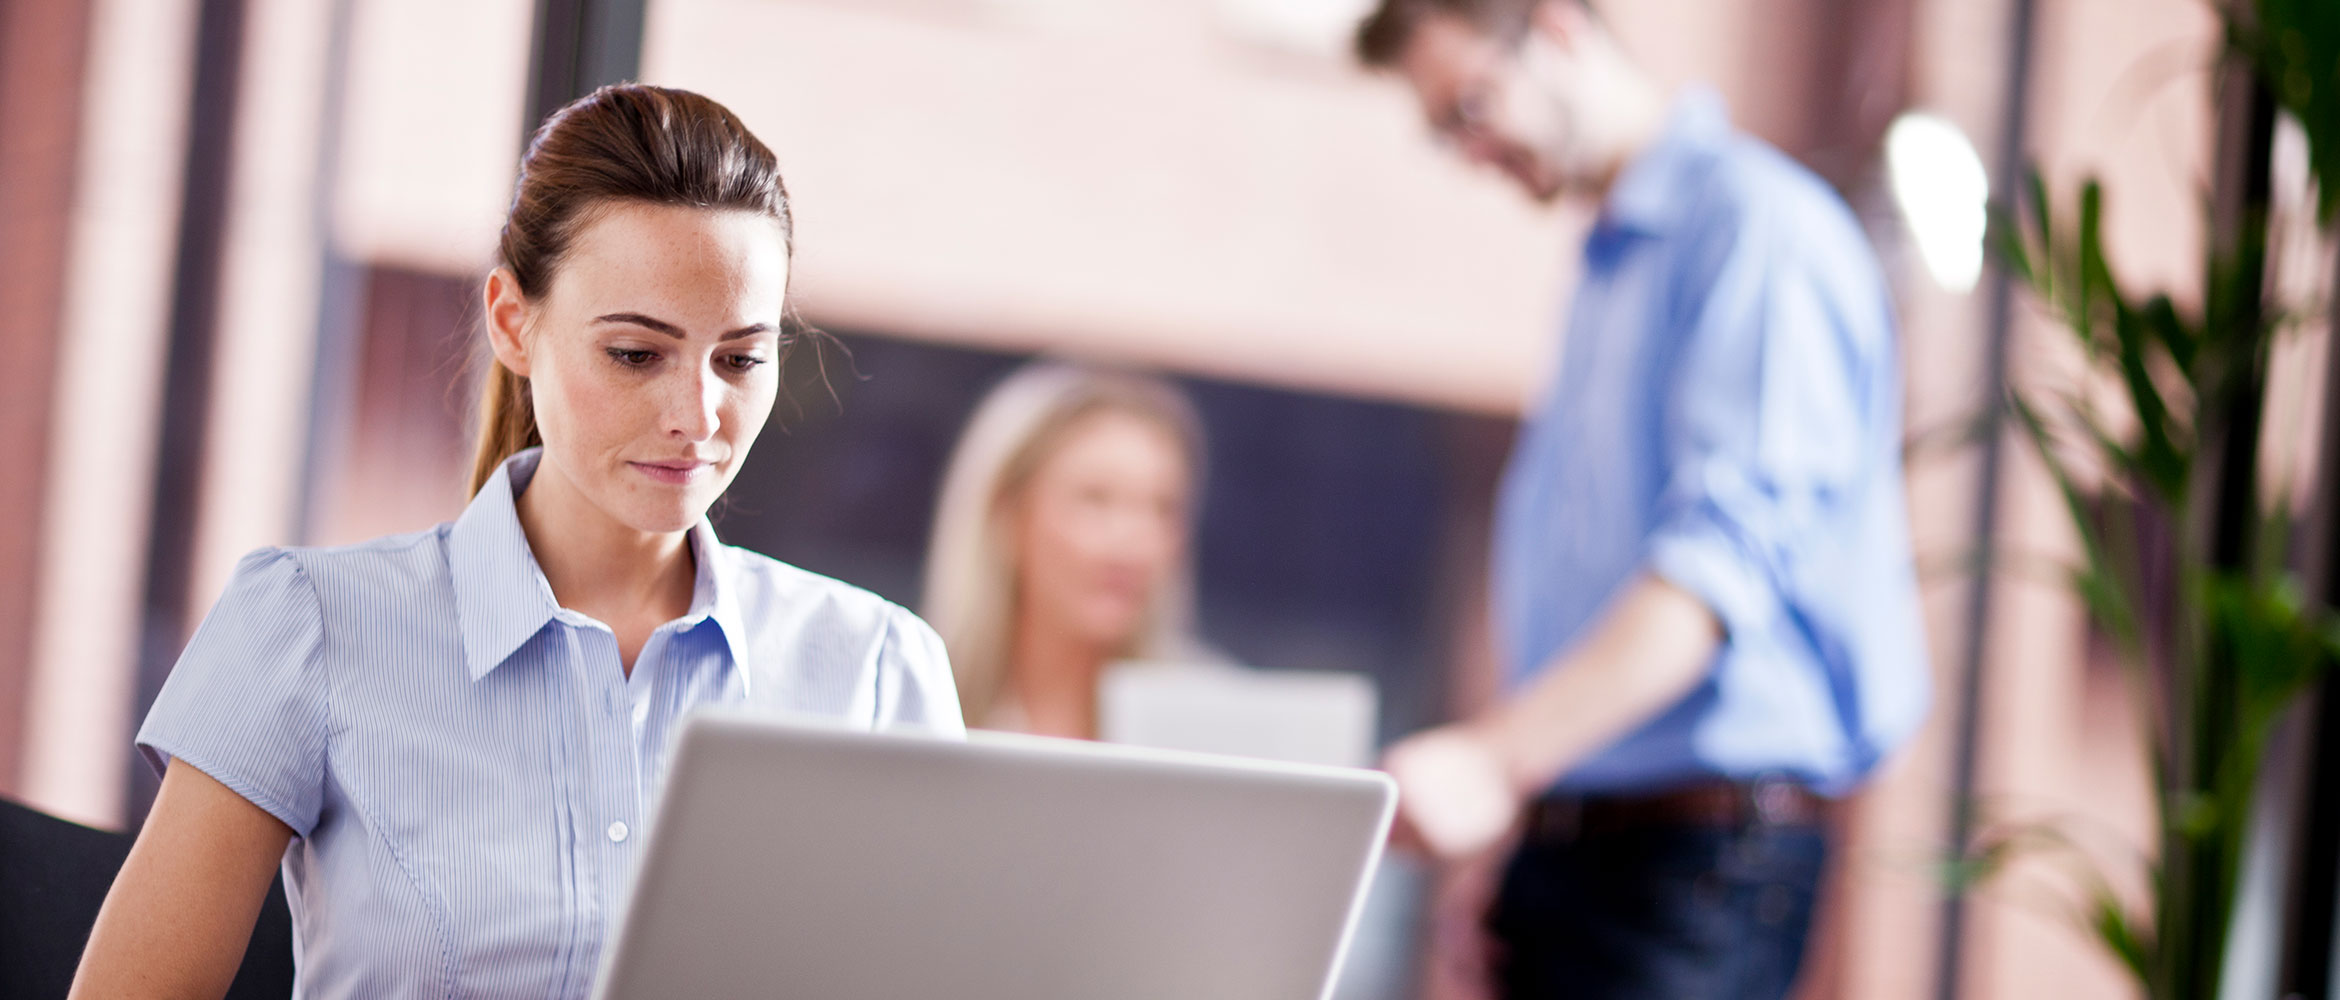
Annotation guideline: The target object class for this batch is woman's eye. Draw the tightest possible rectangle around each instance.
[606,348,658,367]
[723,354,770,373]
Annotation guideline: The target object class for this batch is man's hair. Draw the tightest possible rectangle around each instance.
[1353,0,1580,68]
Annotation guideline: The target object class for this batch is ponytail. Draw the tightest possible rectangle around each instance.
[468,358,541,496]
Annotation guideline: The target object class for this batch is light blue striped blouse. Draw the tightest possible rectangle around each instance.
[137,447,963,999]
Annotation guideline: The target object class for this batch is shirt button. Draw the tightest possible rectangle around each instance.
[607,821,630,844]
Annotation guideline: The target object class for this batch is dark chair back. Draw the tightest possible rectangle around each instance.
[0,795,296,999]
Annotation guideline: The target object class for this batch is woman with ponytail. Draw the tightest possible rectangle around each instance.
[71,85,960,999]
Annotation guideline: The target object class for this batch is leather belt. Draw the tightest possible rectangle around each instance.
[1525,778,1830,843]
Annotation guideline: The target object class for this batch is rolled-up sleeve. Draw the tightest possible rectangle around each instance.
[1646,212,1868,642]
[136,547,332,836]
[871,604,965,737]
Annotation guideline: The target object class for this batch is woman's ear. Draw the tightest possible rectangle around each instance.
[483,268,534,377]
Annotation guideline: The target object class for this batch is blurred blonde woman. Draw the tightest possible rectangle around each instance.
[923,362,1207,737]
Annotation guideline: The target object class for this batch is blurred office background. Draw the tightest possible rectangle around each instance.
[0,0,2333,997]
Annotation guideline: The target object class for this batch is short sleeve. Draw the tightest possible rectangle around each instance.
[1646,205,1875,640]
[137,547,332,836]
[870,604,965,737]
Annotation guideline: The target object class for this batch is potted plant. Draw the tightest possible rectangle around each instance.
[1976,1,2337,996]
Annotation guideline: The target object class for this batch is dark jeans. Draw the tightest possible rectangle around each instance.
[1486,816,1828,1000]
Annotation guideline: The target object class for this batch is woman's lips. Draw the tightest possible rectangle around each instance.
[630,460,712,485]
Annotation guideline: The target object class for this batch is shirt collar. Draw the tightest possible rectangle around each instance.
[1598,87,1732,236]
[680,518,756,694]
[449,448,754,687]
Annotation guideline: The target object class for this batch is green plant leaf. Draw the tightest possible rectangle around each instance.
[2008,394,2143,645]
[2138,295,2199,414]
[2091,889,2154,983]
[2241,0,2340,224]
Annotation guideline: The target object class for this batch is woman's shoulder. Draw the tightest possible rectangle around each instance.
[268,523,448,571]
[715,544,955,691]
[716,544,923,636]
[718,544,959,729]
[221,525,458,608]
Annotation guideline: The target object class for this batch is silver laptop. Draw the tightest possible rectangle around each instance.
[592,707,1397,1000]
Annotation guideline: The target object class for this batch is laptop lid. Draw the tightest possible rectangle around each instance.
[593,708,1396,1000]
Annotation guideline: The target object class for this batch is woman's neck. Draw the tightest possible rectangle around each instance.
[513,458,696,674]
[1006,609,1111,740]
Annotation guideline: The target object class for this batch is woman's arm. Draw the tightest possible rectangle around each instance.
[70,758,294,1000]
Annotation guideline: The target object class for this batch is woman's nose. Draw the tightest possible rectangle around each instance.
[1105,500,1178,556]
[665,367,722,442]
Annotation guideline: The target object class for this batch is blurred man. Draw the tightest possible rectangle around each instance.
[1355,2,1929,997]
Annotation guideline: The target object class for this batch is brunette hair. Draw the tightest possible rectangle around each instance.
[468,83,795,495]
[1354,0,1570,67]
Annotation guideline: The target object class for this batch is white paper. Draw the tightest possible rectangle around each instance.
[1099,661,1378,769]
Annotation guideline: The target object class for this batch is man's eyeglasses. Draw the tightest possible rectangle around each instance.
[1428,77,1498,147]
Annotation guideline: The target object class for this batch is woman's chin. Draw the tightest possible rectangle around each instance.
[612,502,702,536]
[1073,613,1148,654]
[608,484,717,535]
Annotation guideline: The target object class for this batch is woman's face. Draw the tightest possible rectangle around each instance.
[486,201,789,536]
[1011,410,1193,652]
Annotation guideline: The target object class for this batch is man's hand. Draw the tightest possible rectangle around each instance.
[1381,723,1520,863]
[1381,574,1722,867]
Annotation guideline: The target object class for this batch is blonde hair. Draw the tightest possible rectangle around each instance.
[922,361,1206,724]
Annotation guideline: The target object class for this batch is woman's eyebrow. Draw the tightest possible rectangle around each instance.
[593,312,773,340]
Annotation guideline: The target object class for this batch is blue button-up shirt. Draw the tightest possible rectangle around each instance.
[137,447,962,998]
[1492,90,1929,797]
